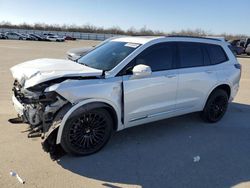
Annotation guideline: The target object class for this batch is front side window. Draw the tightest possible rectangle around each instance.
[77,41,140,71]
[134,43,175,72]
[118,42,176,76]
[178,42,204,68]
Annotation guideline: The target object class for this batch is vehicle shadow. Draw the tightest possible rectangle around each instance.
[57,102,250,188]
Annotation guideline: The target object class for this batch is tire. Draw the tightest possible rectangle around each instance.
[201,89,229,123]
[61,108,113,156]
[19,37,23,40]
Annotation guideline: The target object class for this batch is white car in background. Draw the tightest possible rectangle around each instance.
[5,32,27,40]
[10,36,241,158]
[43,33,65,42]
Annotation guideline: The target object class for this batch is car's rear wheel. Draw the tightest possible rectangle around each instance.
[201,89,229,123]
[61,108,113,156]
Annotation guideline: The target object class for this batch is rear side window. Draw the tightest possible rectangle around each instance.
[178,42,204,68]
[206,44,228,65]
[134,42,175,71]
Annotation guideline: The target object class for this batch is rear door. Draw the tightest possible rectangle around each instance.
[122,42,179,127]
[176,42,218,111]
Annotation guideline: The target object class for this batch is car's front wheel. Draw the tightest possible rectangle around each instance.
[201,89,229,123]
[61,108,113,156]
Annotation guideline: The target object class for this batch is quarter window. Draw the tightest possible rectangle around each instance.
[206,44,228,65]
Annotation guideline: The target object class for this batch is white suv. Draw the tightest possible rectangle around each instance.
[10,36,241,157]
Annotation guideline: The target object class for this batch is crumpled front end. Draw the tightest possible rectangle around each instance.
[12,79,68,130]
[9,58,104,159]
[11,79,70,159]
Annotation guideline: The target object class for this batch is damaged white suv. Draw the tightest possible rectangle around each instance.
[11,36,241,157]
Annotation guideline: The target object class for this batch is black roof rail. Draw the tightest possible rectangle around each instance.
[166,35,222,41]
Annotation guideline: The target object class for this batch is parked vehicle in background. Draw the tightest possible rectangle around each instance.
[29,34,48,41]
[0,33,7,39]
[228,39,240,46]
[47,36,64,42]
[67,47,93,61]
[239,41,245,48]
[243,38,250,49]
[10,36,241,157]
[5,32,27,40]
[228,39,248,48]
[43,33,65,42]
[246,44,250,55]
[22,34,37,40]
[228,39,245,55]
[228,44,245,56]
[64,36,76,40]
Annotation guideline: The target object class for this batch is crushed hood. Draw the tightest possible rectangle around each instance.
[10,58,103,89]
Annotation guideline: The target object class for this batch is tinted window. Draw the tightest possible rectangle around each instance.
[202,44,211,66]
[178,42,204,68]
[206,44,228,65]
[78,41,140,71]
[134,43,175,72]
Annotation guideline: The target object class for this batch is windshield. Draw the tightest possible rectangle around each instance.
[77,41,140,71]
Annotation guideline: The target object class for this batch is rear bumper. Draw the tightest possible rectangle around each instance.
[230,83,240,102]
[12,95,24,116]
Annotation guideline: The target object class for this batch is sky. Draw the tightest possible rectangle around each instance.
[0,0,249,35]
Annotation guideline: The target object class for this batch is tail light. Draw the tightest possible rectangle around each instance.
[234,64,241,70]
[234,63,242,78]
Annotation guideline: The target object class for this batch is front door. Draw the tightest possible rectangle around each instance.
[122,42,178,127]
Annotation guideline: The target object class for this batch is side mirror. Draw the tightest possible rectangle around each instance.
[132,64,152,78]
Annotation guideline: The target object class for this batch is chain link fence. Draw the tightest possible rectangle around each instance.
[0,28,121,41]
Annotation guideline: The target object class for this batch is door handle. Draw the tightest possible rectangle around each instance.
[205,70,213,74]
[165,74,176,78]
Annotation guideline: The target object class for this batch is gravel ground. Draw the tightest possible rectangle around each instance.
[0,40,250,188]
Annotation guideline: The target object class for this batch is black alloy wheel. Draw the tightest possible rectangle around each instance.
[61,108,113,156]
[201,89,229,123]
